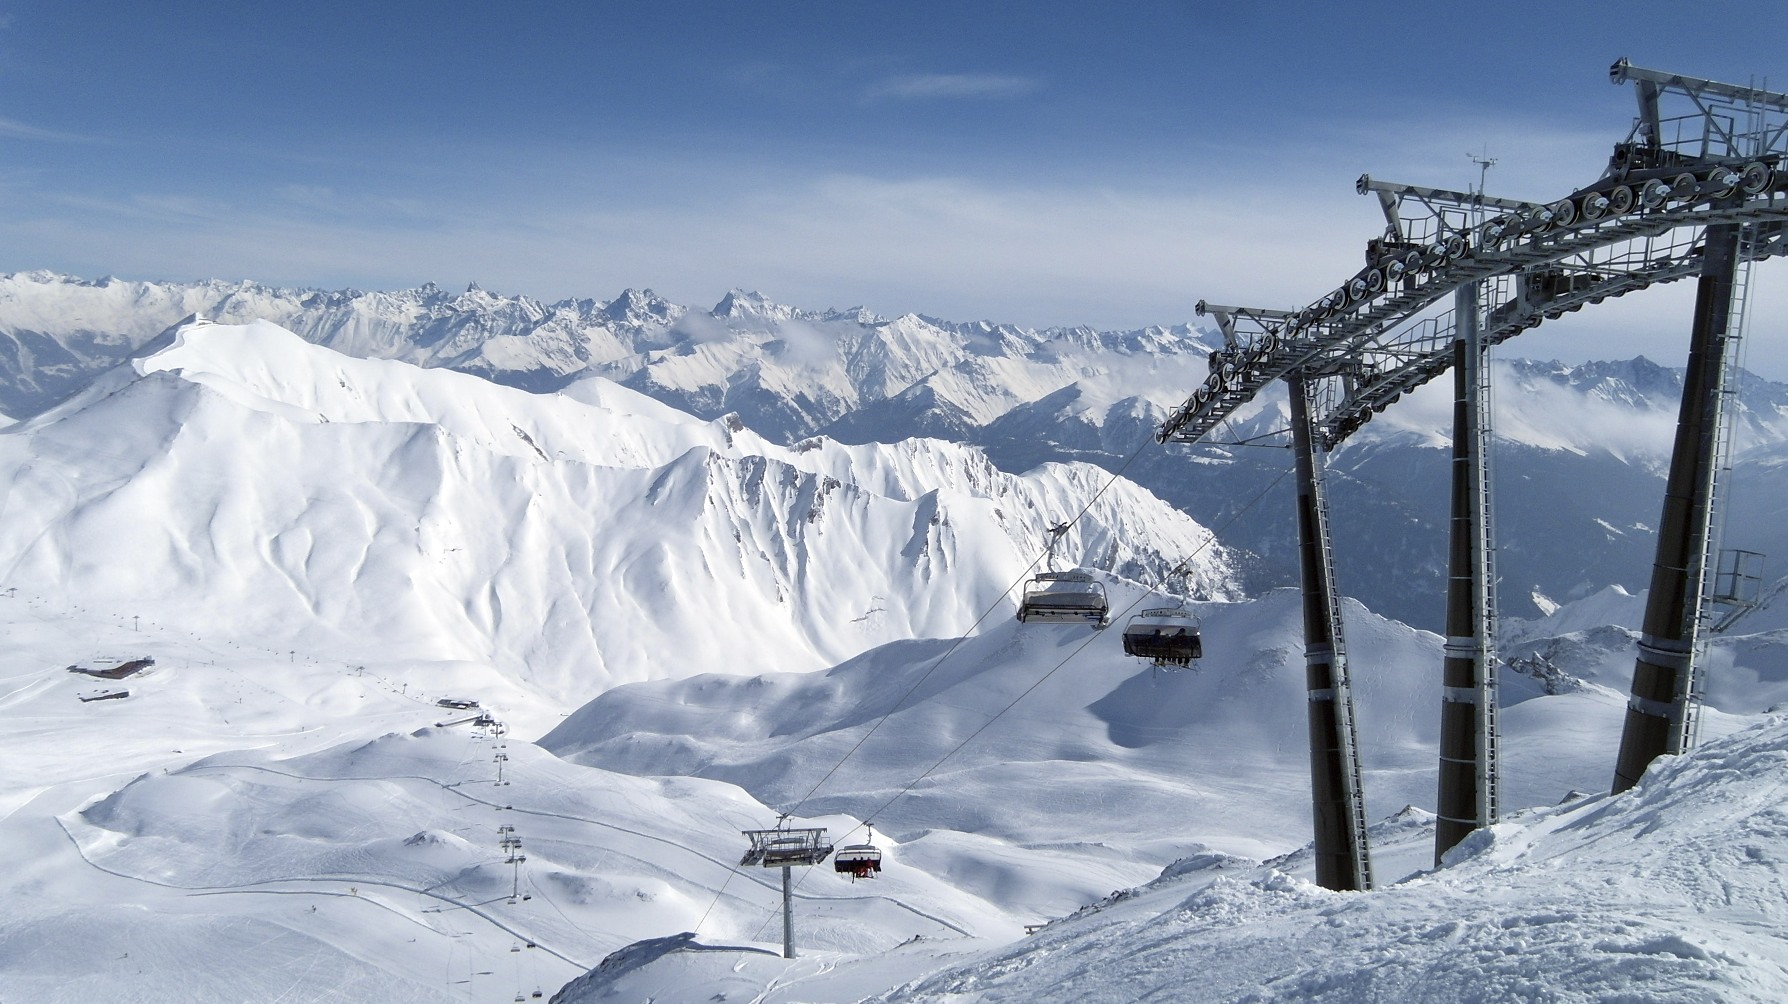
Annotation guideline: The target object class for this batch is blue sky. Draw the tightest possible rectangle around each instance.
[4,1,1787,371]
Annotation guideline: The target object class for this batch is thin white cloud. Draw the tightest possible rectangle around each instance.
[0,116,102,144]
[865,73,1041,101]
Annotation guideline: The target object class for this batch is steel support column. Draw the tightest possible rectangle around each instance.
[1613,220,1743,793]
[781,864,795,958]
[1288,375,1373,891]
[1435,281,1500,862]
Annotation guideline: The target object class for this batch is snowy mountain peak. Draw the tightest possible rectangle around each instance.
[602,287,682,327]
[820,305,884,326]
[712,288,799,322]
[1503,354,1683,407]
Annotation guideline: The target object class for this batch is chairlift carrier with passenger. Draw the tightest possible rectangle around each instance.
[833,824,884,880]
[1122,606,1203,667]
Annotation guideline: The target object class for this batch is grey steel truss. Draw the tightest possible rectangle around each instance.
[1158,58,1788,452]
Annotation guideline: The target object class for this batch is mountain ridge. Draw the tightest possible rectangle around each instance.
[13,270,1788,629]
[0,315,1236,709]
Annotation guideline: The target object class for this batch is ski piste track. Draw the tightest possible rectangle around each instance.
[43,725,974,990]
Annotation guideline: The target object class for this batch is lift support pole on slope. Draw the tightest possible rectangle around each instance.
[1435,281,1502,862]
[1613,219,1744,793]
[741,825,833,959]
[1288,375,1374,891]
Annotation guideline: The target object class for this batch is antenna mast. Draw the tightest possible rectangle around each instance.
[1467,147,1498,219]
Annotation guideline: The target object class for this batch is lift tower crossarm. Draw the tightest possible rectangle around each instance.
[1358,175,1540,243]
[1159,200,1788,450]
[1161,61,1788,454]
[1314,222,1788,448]
[1194,300,1294,349]
[1610,57,1788,163]
[1612,58,1788,116]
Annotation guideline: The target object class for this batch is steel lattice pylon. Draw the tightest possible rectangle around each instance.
[1159,58,1786,874]
[1159,60,1788,453]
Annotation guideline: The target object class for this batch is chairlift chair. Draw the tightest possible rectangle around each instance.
[833,825,884,880]
[1017,570,1110,626]
[1122,607,1203,667]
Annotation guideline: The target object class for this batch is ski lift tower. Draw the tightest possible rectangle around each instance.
[1156,55,1788,874]
[740,820,833,959]
[1357,167,1523,864]
[1608,59,1784,792]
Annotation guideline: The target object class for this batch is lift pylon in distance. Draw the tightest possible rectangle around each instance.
[741,821,833,959]
[740,824,832,868]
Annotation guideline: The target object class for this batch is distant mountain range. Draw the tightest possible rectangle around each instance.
[9,270,1788,629]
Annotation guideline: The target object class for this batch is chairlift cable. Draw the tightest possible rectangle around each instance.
[855,464,1291,827]
[775,435,1160,822]
[699,436,1161,942]
[741,462,1293,942]
[1205,426,1292,448]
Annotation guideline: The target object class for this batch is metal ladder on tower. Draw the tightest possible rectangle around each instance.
[1312,463,1375,889]
[1472,332,1502,825]
[1678,223,1759,754]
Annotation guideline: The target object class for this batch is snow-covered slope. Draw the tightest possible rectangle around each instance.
[542,582,1744,879]
[543,717,1788,1003]
[5,299,1788,1002]
[0,317,1233,712]
[855,716,1788,1003]
[0,316,1252,1001]
[0,632,1015,1002]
